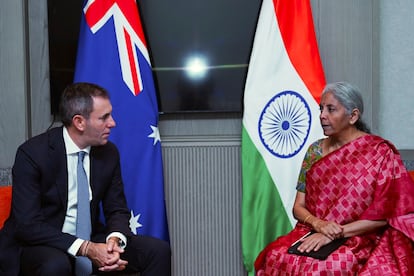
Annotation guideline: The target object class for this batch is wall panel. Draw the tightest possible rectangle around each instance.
[162,139,245,275]
[0,0,28,168]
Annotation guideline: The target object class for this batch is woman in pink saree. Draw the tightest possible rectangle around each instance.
[255,82,414,275]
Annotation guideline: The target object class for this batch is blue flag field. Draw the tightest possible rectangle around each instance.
[74,0,169,241]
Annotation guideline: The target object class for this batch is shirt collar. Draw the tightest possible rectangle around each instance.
[63,127,91,155]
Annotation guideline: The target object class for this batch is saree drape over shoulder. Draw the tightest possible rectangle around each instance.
[255,135,414,275]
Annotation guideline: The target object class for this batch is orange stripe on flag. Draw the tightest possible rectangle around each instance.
[273,0,325,103]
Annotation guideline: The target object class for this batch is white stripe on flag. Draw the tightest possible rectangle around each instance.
[243,0,324,226]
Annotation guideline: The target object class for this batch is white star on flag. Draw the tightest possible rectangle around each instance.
[148,125,161,145]
[129,210,143,234]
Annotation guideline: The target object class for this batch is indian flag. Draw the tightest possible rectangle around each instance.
[241,0,326,274]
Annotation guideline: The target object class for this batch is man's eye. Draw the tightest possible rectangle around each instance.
[100,114,110,120]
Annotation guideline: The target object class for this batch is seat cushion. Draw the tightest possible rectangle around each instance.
[410,171,414,182]
[0,186,12,228]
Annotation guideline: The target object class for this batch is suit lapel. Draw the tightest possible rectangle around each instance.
[89,147,101,223]
[48,127,69,210]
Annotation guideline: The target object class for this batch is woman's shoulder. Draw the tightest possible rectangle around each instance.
[304,139,324,163]
[307,138,324,152]
[363,134,399,154]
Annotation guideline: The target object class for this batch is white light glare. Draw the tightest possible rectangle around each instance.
[184,55,208,80]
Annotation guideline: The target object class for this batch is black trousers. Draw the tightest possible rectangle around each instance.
[20,235,171,276]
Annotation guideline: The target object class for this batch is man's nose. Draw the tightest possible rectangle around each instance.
[109,116,116,127]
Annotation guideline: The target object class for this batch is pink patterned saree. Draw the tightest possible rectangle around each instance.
[255,135,414,275]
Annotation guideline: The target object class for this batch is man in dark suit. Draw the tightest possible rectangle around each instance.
[0,83,171,275]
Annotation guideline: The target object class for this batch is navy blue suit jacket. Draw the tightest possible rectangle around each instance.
[0,127,132,275]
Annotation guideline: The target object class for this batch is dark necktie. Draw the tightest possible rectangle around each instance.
[75,151,92,275]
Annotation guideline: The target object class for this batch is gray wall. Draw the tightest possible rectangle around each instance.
[312,1,375,130]
[1,0,414,275]
[0,0,52,169]
[0,0,28,169]
[377,1,414,149]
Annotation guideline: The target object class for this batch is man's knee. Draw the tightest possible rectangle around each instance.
[20,246,73,276]
[147,238,171,272]
[34,256,72,275]
[126,236,171,274]
[154,239,171,260]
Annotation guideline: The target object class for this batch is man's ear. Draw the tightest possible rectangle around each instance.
[72,114,86,131]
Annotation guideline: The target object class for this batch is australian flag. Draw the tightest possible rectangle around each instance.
[74,0,169,241]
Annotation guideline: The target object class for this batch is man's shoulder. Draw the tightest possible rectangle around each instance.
[19,127,63,151]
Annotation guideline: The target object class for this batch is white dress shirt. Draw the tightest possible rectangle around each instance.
[62,127,92,256]
[62,127,126,257]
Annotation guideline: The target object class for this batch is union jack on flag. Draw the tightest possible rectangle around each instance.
[83,0,150,95]
[74,0,169,241]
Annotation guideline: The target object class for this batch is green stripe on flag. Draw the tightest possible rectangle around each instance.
[241,127,293,274]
